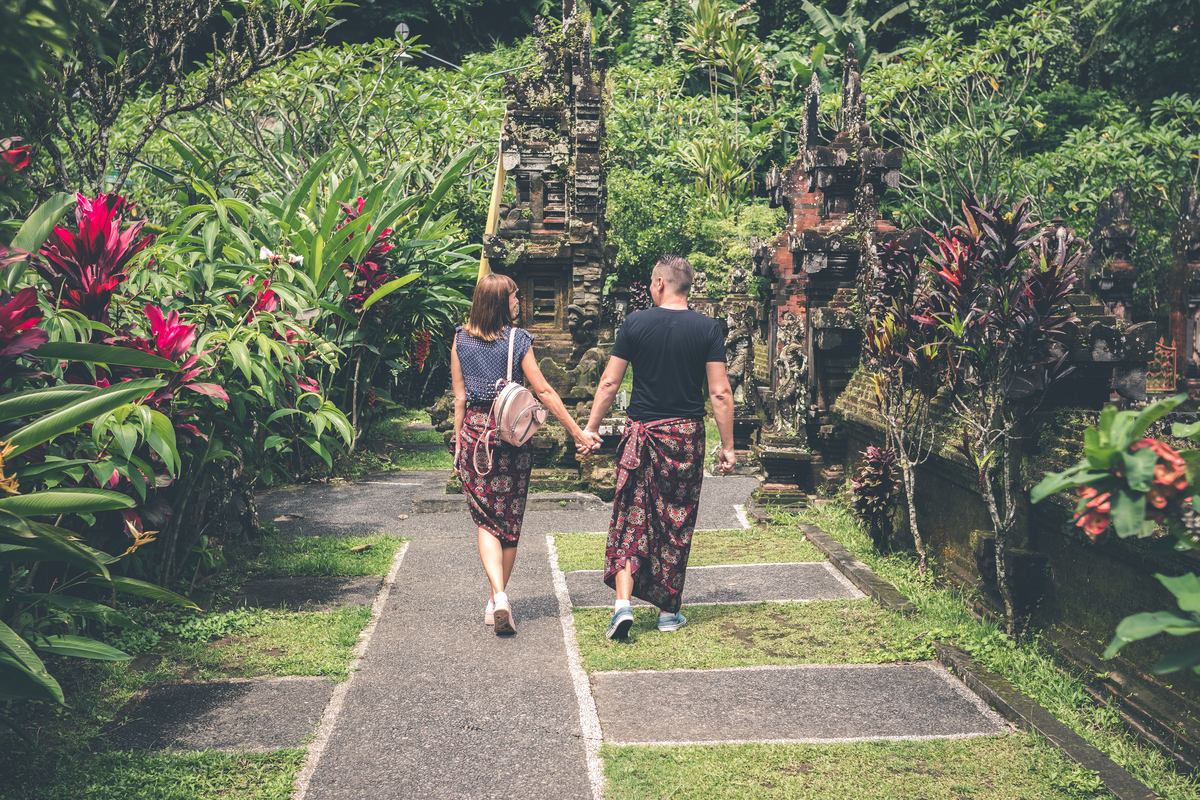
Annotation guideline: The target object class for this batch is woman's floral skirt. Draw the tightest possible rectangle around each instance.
[457,406,534,546]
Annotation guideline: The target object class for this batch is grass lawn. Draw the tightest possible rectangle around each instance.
[553,527,825,572]
[0,750,305,800]
[149,605,374,680]
[234,532,404,578]
[574,600,935,673]
[326,408,454,478]
[792,503,1200,800]
[602,737,1107,799]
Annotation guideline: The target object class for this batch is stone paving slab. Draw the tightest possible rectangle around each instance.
[105,678,334,753]
[257,472,759,539]
[302,535,592,799]
[565,562,865,608]
[591,663,1006,745]
[222,576,381,612]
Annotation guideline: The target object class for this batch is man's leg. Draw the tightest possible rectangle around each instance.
[607,561,635,640]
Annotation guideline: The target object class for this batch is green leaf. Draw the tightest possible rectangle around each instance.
[1152,644,1200,675]
[6,379,165,456]
[86,575,200,610]
[361,273,420,310]
[1157,573,1200,613]
[1174,420,1200,439]
[0,488,135,516]
[227,339,252,382]
[0,385,103,424]
[0,622,62,703]
[1121,446,1159,493]
[6,193,76,289]
[21,594,137,628]
[28,343,180,371]
[0,651,64,704]
[146,410,179,476]
[0,511,110,577]
[1029,461,1092,503]
[1107,610,1200,658]
[1131,394,1186,439]
[1110,488,1147,539]
[33,635,131,661]
[301,435,332,469]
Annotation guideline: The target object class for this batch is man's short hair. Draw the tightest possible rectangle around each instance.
[653,255,693,297]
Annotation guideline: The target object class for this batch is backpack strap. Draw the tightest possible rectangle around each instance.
[506,326,516,383]
[473,428,496,475]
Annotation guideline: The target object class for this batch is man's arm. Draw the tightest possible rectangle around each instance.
[706,360,736,475]
[585,356,629,443]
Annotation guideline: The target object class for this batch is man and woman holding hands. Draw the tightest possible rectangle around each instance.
[450,255,736,638]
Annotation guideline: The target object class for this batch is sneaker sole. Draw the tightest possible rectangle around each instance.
[494,609,515,634]
[657,622,686,632]
[607,616,633,640]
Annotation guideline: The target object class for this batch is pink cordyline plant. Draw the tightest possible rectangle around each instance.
[36,193,154,324]
[0,288,48,357]
[122,304,228,407]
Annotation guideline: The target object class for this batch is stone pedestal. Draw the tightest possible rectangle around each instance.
[753,433,811,509]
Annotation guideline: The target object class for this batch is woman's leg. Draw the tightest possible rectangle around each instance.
[477,528,507,597]
[501,543,518,591]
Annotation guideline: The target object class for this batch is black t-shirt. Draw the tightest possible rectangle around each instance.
[610,306,726,421]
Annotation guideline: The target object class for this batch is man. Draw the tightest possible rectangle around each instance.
[583,255,736,640]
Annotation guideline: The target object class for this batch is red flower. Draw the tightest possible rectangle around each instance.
[36,193,154,323]
[0,288,48,357]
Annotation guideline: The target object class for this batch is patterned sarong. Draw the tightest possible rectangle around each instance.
[457,406,534,546]
[603,418,705,613]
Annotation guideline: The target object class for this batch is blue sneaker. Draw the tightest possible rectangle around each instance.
[657,612,687,632]
[607,607,634,640]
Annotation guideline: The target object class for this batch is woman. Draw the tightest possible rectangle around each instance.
[450,273,596,635]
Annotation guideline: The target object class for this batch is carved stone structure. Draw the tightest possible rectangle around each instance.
[482,0,611,366]
[1087,185,1139,322]
[753,47,911,498]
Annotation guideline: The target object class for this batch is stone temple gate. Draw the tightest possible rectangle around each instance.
[482,0,612,368]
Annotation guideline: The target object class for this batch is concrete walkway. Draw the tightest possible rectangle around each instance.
[116,471,1011,799]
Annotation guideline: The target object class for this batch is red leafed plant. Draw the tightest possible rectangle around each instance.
[119,304,228,408]
[35,193,154,323]
[340,196,399,309]
[0,288,48,357]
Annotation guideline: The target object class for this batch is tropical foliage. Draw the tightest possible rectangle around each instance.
[1033,393,1200,675]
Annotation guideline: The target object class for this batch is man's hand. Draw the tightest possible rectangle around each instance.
[717,445,736,475]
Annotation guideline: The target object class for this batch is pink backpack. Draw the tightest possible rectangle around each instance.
[473,328,547,475]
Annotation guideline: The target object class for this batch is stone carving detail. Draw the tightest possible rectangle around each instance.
[772,312,807,433]
[489,0,612,366]
[692,271,708,295]
[727,264,750,295]
[724,303,753,404]
[1088,185,1139,322]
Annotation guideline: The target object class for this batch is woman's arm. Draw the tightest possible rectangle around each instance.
[520,347,599,450]
[450,337,467,466]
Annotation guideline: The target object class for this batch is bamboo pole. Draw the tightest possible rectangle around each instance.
[478,113,508,282]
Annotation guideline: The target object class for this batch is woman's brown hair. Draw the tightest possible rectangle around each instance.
[464,273,518,341]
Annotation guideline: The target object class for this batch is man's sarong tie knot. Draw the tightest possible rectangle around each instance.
[617,417,687,471]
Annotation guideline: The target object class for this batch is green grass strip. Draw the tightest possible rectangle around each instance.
[575,600,934,673]
[554,527,825,572]
[159,606,374,681]
[792,502,1200,800]
[0,749,304,800]
[241,533,405,577]
[602,737,1108,799]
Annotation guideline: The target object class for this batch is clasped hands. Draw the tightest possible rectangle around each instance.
[574,427,603,454]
